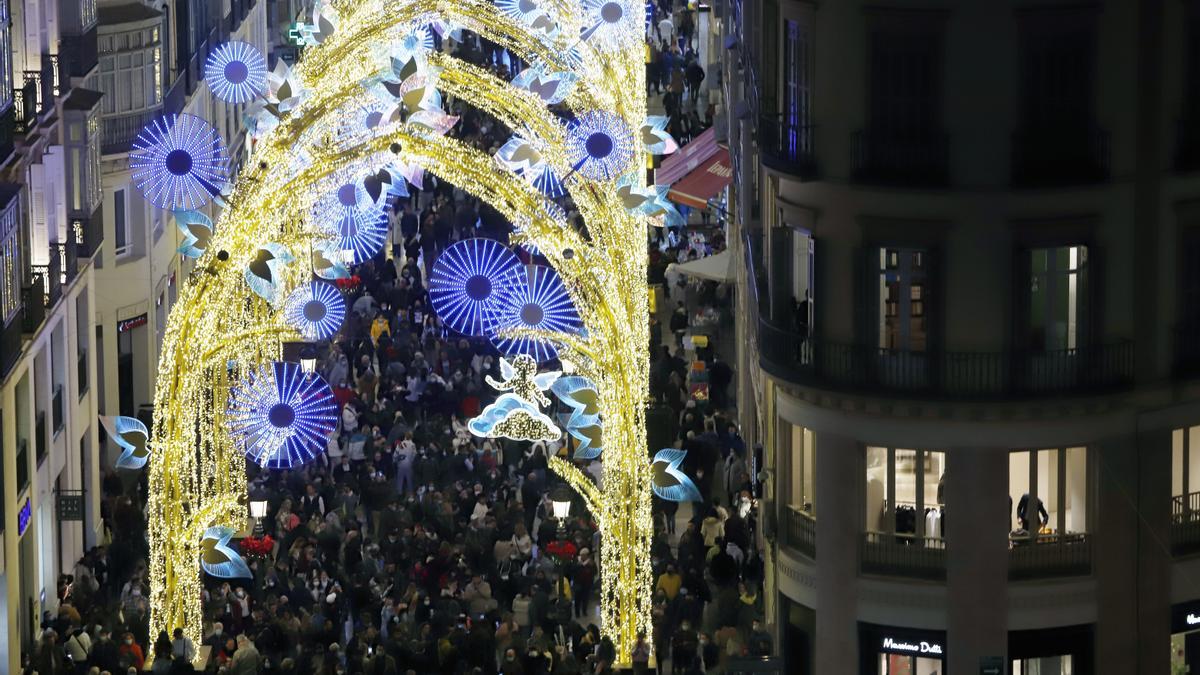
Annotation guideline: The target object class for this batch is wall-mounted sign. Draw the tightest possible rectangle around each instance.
[117,313,148,333]
[17,497,32,536]
[1172,599,1200,633]
[980,656,1004,675]
[881,636,944,657]
[57,492,84,521]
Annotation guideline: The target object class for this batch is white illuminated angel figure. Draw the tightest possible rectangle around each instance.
[485,354,560,407]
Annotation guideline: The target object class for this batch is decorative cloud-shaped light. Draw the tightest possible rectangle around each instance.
[100,415,151,470]
[567,110,637,181]
[429,239,524,336]
[200,527,253,579]
[470,393,562,441]
[284,281,346,341]
[313,181,389,265]
[227,361,338,469]
[205,41,268,103]
[130,114,228,210]
[489,265,582,362]
[174,209,213,258]
[651,448,702,502]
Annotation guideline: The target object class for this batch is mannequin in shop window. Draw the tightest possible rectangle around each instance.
[1016,493,1049,533]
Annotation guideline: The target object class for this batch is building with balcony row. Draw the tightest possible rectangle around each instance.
[0,0,279,669]
[720,0,1200,673]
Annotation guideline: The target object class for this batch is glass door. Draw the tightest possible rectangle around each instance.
[877,248,929,387]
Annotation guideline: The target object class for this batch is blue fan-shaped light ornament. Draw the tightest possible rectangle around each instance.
[312,243,351,280]
[429,239,524,336]
[489,265,582,362]
[100,415,151,470]
[581,0,638,50]
[200,527,253,579]
[130,114,228,210]
[245,243,294,305]
[205,41,268,103]
[284,281,346,341]
[566,110,637,181]
[314,181,389,265]
[651,448,702,502]
[226,361,339,469]
[512,64,578,105]
[551,376,601,425]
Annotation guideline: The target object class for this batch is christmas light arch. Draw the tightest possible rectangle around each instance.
[148,0,665,663]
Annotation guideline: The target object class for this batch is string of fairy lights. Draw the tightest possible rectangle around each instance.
[144,0,669,663]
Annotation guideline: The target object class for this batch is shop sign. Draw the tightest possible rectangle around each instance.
[17,497,32,536]
[57,493,84,521]
[1172,599,1200,633]
[117,313,148,333]
[881,636,944,657]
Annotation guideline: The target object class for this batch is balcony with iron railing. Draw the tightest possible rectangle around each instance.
[74,216,102,260]
[21,275,46,333]
[50,240,77,286]
[1171,492,1200,556]
[861,531,947,581]
[783,505,815,559]
[12,79,38,134]
[59,28,99,80]
[1008,532,1092,580]
[852,129,949,187]
[0,313,22,377]
[1012,126,1110,187]
[758,115,817,179]
[757,320,1134,399]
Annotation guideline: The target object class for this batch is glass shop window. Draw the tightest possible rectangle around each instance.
[865,447,946,539]
[1008,447,1088,541]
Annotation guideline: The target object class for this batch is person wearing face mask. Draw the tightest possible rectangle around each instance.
[229,585,251,636]
[116,631,145,671]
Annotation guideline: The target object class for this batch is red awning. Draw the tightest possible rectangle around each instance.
[655,127,733,209]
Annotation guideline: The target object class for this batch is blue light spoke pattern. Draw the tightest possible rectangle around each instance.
[488,265,582,362]
[313,181,390,265]
[130,114,228,210]
[429,239,523,336]
[205,41,268,103]
[283,280,346,341]
[226,361,338,469]
[566,110,636,181]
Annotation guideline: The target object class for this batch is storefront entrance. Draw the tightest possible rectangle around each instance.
[860,623,945,675]
[1171,600,1200,674]
[1009,624,1092,675]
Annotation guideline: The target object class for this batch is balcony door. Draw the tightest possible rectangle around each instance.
[877,248,929,387]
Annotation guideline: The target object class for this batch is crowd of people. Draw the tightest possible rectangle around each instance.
[23,3,762,674]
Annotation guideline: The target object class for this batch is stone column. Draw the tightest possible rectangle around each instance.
[945,448,1009,673]
[815,431,859,675]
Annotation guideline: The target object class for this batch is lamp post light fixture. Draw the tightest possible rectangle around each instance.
[299,344,318,376]
[550,483,573,537]
[248,487,269,536]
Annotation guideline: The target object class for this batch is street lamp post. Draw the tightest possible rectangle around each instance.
[550,484,573,538]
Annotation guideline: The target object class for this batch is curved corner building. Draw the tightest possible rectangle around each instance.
[721,0,1200,673]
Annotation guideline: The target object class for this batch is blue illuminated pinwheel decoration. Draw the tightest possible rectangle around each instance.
[100,415,151,470]
[497,0,560,36]
[651,448,702,502]
[566,110,637,181]
[130,114,228,210]
[496,137,566,198]
[245,243,294,305]
[284,281,346,341]
[174,209,213,258]
[429,239,524,336]
[200,527,253,579]
[227,361,339,469]
[488,265,582,362]
[394,23,435,62]
[313,181,389,265]
[205,41,268,103]
[581,0,637,50]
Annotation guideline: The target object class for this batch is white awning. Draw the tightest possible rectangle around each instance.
[668,250,733,282]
